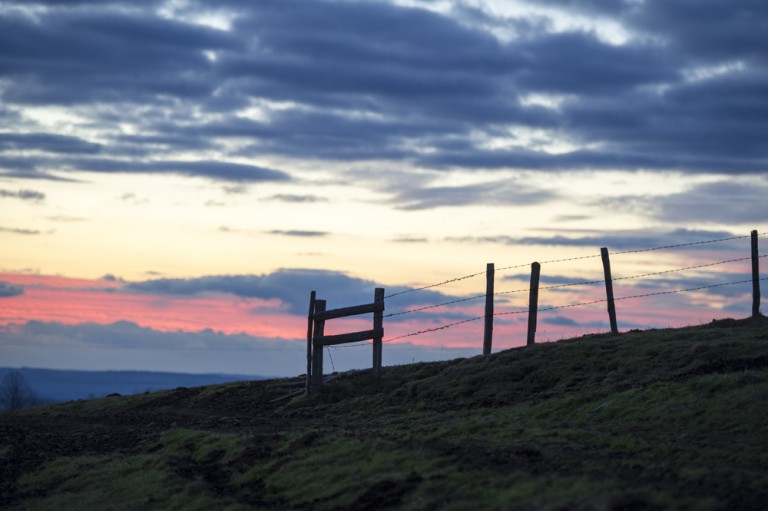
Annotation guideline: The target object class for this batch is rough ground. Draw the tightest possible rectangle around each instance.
[2,316,768,510]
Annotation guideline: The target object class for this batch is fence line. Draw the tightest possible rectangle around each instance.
[385,255,761,318]
[386,232,762,302]
[322,231,764,353]
[332,275,768,350]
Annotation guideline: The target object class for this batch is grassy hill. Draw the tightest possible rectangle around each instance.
[2,316,767,510]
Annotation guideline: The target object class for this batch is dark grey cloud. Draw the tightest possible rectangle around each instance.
[1,0,767,189]
[0,133,101,154]
[126,268,458,315]
[0,281,24,298]
[393,179,557,210]
[64,158,289,183]
[0,189,45,201]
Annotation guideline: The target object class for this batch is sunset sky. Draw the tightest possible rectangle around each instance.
[1,0,766,377]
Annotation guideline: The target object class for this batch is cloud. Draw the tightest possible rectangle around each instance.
[449,228,743,251]
[125,268,460,315]
[596,181,768,224]
[0,0,764,186]
[269,230,329,238]
[0,281,24,297]
[1,320,281,351]
[0,189,45,202]
[0,319,483,375]
[65,159,290,183]
[392,179,557,210]
[0,133,101,154]
[0,226,45,235]
[268,194,328,203]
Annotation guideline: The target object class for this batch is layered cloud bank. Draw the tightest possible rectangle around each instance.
[2,1,767,191]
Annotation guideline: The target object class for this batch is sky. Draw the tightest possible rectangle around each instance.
[1,0,766,377]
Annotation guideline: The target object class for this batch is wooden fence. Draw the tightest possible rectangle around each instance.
[305,288,384,394]
[304,230,762,390]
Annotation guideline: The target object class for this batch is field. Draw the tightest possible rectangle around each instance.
[2,316,768,510]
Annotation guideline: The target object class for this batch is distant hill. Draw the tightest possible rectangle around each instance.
[0,368,267,403]
[2,316,767,510]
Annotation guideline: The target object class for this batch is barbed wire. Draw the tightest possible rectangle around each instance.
[384,270,485,299]
[384,231,763,299]
[328,275,766,349]
[494,255,764,297]
[325,232,765,349]
[612,233,756,256]
[494,277,768,317]
[613,256,755,281]
[383,315,486,343]
[381,254,766,318]
[384,293,487,317]
[383,276,768,345]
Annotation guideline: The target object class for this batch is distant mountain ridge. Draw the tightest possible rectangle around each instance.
[0,367,267,403]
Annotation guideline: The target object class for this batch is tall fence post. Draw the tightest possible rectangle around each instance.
[527,262,541,346]
[373,288,385,378]
[752,230,761,317]
[483,263,495,356]
[311,299,326,388]
[601,247,619,335]
[305,290,316,395]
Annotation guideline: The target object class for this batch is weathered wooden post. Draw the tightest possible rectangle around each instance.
[601,247,619,335]
[752,230,761,317]
[373,288,385,377]
[305,290,316,395]
[311,299,326,388]
[483,263,495,356]
[527,262,541,346]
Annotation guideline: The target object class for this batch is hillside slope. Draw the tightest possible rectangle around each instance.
[2,316,768,510]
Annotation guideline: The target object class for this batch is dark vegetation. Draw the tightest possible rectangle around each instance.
[1,316,767,510]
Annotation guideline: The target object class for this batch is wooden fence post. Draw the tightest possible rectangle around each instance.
[601,247,619,335]
[483,263,495,356]
[373,288,385,378]
[752,230,761,317]
[305,290,316,395]
[527,262,541,346]
[311,299,326,388]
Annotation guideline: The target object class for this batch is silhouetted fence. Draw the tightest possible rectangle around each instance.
[305,288,384,394]
[306,230,765,387]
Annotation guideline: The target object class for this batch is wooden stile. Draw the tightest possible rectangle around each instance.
[307,288,385,391]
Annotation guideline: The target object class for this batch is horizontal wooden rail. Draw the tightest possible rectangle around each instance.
[315,328,384,346]
[313,301,384,322]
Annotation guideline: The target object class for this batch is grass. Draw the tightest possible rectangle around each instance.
[2,316,767,509]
